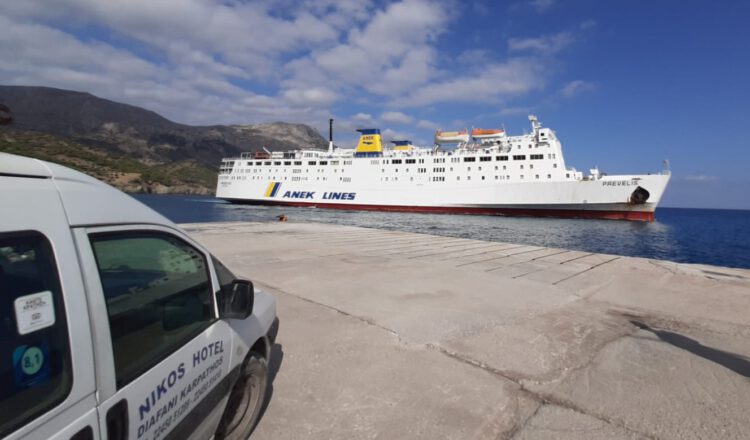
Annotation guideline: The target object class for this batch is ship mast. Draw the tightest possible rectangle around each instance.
[529,115,541,134]
[328,118,334,154]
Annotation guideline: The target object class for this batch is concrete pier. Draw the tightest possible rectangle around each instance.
[184,221,750,440]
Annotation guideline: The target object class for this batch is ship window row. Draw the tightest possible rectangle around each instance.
[249,160,368,167]
[234,172,561,183]
[235,156,560,173]
[236,163,556,176]
[242,154,556,169]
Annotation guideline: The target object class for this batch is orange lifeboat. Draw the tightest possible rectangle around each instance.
[471,128,505,140]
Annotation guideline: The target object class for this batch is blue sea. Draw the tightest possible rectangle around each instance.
[133,194,750,269]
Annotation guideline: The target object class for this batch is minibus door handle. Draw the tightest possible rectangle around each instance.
[105,399,128,440]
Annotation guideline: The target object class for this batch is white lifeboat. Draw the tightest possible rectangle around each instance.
[435,129,469,144]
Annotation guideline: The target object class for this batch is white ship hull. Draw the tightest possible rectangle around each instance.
[218,171,670,221]
[216,116,671,221]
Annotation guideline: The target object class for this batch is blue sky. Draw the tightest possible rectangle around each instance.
[1,0,748,209]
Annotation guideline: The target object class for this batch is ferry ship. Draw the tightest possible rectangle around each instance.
[216,116,670,221]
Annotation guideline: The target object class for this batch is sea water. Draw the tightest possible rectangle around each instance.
[133,194,750,269]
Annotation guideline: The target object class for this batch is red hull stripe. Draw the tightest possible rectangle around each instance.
[223,199,655,222]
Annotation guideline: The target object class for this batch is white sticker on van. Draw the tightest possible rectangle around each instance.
[14,291,56,335]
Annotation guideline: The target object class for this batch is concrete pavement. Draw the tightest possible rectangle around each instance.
[184,221,750,440]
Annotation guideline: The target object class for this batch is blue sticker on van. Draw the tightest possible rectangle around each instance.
[12,342,50,388]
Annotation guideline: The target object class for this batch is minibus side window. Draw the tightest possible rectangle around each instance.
[90,232,215,389]
[0,231,72,437]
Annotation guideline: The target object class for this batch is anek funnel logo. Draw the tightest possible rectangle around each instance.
[265,182,281,197]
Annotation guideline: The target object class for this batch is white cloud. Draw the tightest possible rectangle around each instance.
[381,128,413,142]
[368,48,438,96]
[0,0,341,79]
[381,111,414,124]
[0,0,591,128]
[302,0,448,96]
[560,80,598,97]
[684,174,718,182]
[529,0,555,13]
[456,49,492,65]
[417,119,439,129]
[297,0,375,31]
[499,107,532,116]
[347,0,447,57]
[508,31,574,55]
[352,112,375,122]
[282,87,338,107]
[579,19,597,30]
[0,15,335,126]
[396,59,544,106]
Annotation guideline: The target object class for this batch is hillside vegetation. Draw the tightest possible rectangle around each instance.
[1,129,217,194]
[0,85,329,194]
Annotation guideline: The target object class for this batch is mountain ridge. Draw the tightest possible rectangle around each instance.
[0,85,329,194]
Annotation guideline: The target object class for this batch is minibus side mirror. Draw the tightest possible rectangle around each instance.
[220,279,254,319]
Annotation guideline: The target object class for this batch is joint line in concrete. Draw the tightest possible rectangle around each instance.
[527,249,571,261]
[558,252,596,264]
[437,244,520,260]
[454,245,532,267]
[430,344,660,440]
[552,256,621,285]
[407,243,506,259]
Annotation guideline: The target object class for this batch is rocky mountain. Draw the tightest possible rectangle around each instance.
[0,85,329,194]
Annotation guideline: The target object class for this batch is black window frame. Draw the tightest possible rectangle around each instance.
[89,230,217,389]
